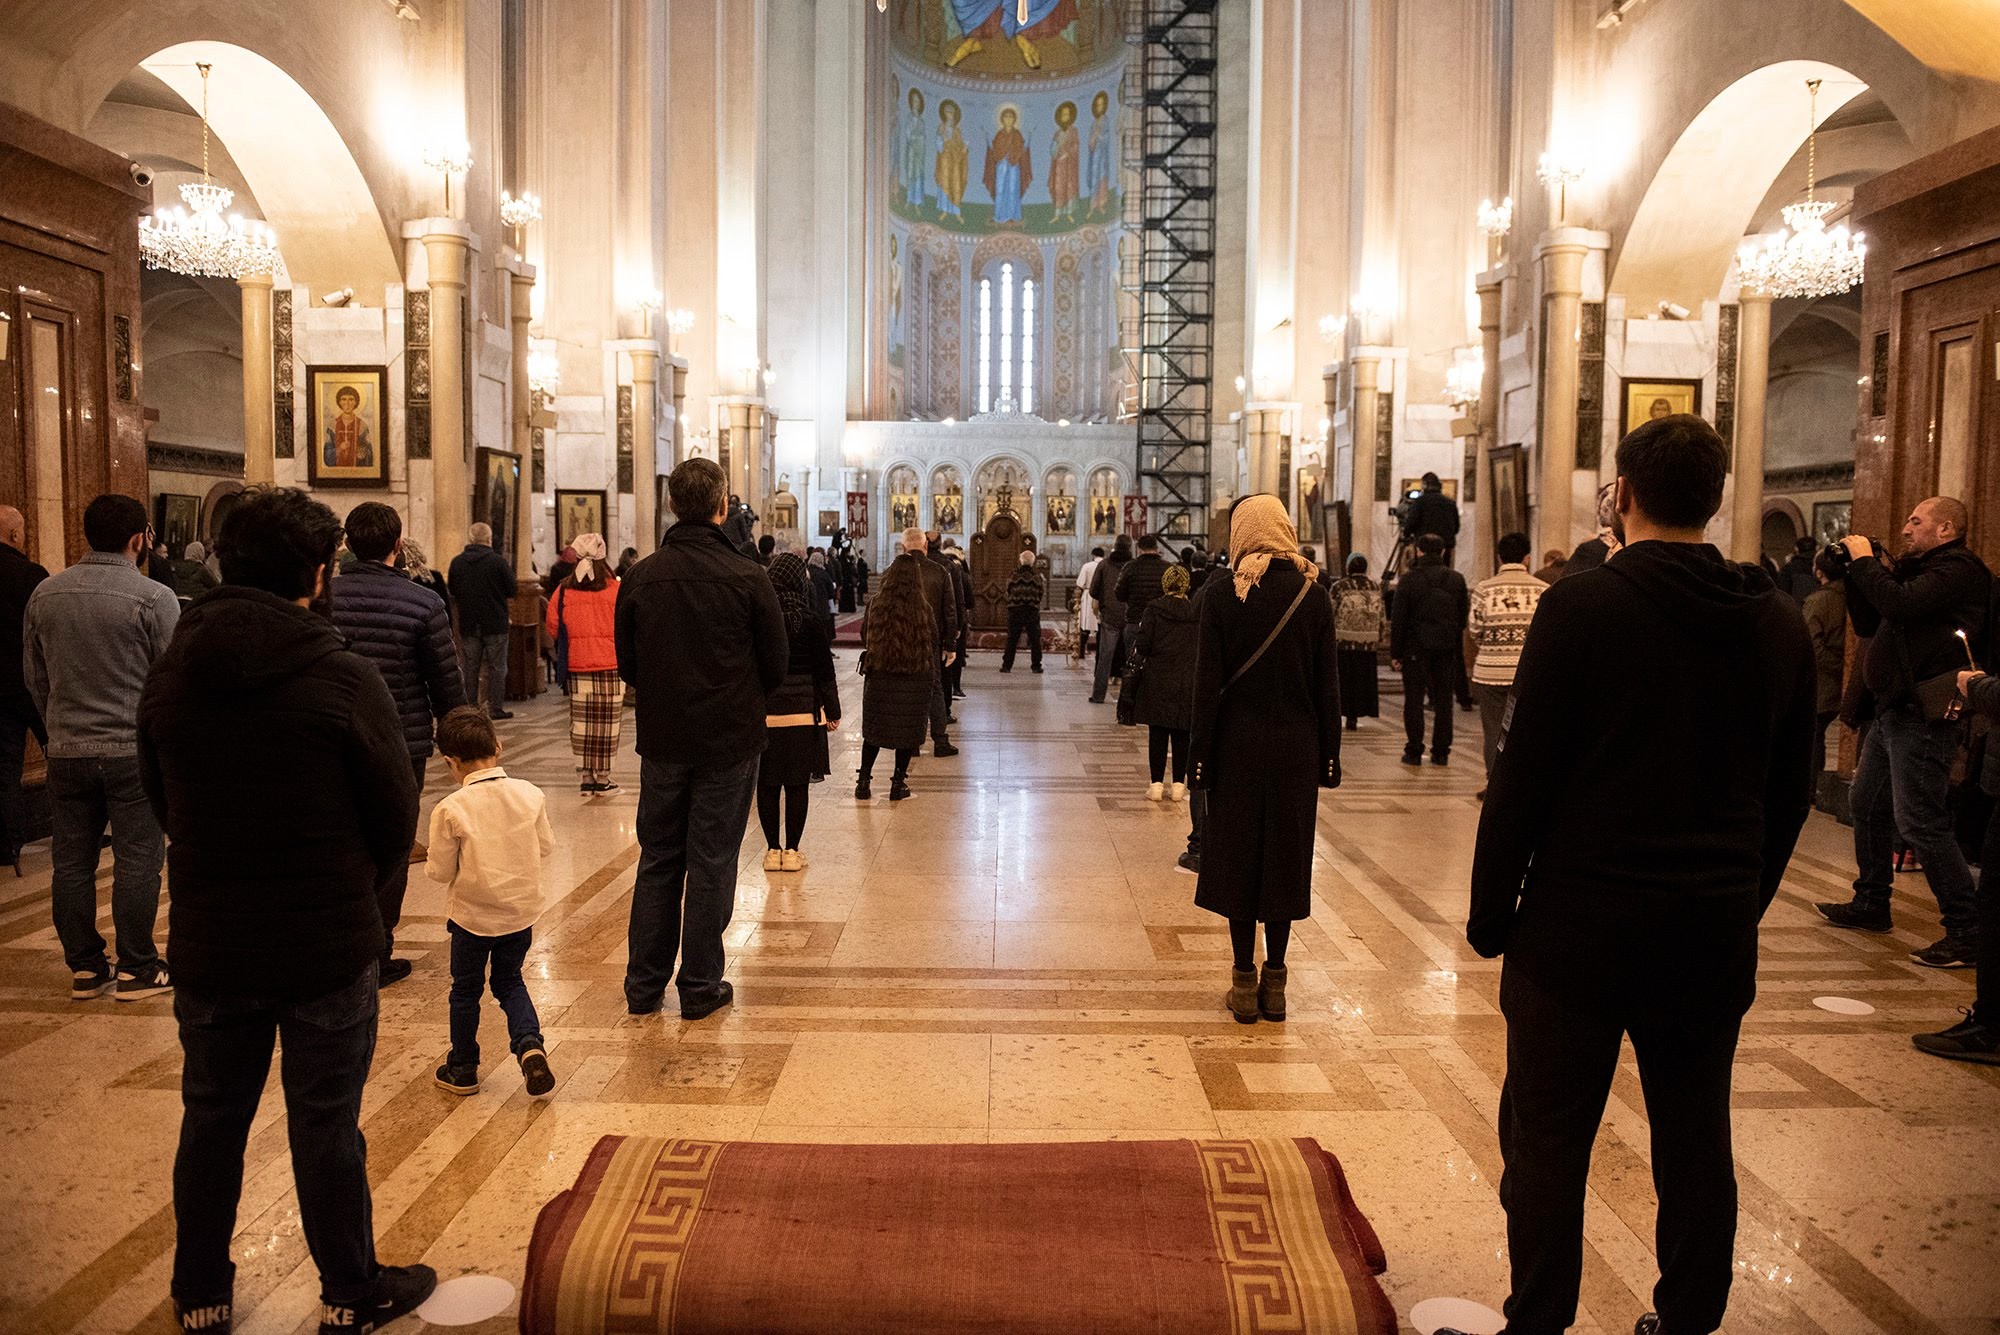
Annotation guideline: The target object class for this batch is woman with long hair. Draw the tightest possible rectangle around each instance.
[759,553,841,868]
[1330,553,1384,729]
[1190,495,1341,1024]
[855,561,936,801]
[1130,561,1197,799]
[543,533,624,794]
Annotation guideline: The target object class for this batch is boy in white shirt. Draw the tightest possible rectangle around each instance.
[426,707,558,1097]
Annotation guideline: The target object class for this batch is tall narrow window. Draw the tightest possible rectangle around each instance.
[999,262,1014,404]
[977,277,993,414]
[1021,278,1036,415]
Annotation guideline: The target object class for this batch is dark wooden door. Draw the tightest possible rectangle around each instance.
[0,238,110,568]
[1893,262,2000,552]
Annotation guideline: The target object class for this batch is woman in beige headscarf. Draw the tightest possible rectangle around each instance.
[544,532,625,794]
[1188,495,1342,1025]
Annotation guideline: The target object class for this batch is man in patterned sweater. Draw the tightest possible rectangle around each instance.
[1469,531,1547,797]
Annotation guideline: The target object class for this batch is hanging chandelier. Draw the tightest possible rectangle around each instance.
[138,63,280,280]
[1737,79,1865,300]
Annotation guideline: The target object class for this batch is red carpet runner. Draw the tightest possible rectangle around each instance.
[521,1135,1397,1334]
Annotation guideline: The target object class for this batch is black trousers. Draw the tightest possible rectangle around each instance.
[928,663,952,743]
[173,965,379,1307]
[1498,947,1747,1335]
[1148,726,1188,783]
[1002,608,1042,670]
[376,754,429,961]
[0,693,45,857]
[1401,651,1456,759]
[1974,800,2000,1024]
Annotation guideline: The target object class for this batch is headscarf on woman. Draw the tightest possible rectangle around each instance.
[767,551,810,637]
[572,532,609,584]
[1227,494,1318,601]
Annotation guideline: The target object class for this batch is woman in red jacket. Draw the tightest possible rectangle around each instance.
[545,532,624,794]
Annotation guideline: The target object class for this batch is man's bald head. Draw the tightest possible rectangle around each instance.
[1903,496,1969,556]
[0,505,23,550]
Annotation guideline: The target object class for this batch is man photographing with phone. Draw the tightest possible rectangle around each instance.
[1816,496,1990,969]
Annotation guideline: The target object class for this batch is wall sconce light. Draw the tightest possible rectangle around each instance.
[528,340,560,397]
[1350,287,1392,346]
[421,140,472,213]
[1233,374,1247,396]
[1536,147,1589,223]
[499,189,540,249]
[1477,196,1513,239]
[1444,352,1484,413]
[665,307,694,356]
[1317,313,1347,345]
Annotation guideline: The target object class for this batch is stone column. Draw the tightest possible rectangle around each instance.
[1536,231,1590,557]
[1350,352,1382,560]
[1244,407,1280,497]
[508,263,536,576]
[423,225,472,555]
[1732,290,1774,563]
[725,399,756,504]
[239,273,275,485]
[631,344,662,553]
[1473,272,1505,579]
[670,358,689,468]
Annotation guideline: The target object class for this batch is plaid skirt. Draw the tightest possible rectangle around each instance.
[569,669,626,771]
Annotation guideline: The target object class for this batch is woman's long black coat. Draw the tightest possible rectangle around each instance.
[1189,563,1341,922]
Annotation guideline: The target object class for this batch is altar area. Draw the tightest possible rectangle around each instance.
[842,418,1136,581]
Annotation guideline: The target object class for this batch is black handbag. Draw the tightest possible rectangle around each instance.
[1116,650,1146,726]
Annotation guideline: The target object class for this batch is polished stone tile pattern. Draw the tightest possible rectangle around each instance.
[2,655,1995,1333]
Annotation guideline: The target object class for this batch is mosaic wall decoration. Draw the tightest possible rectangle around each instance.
[1870,331,1889,419]
[616,384,634,495]
[1714,302,1739,463]
[272,290,295,459]
[1374,390,1395,503]
[1576,302,1605,470]
[114,315,134,402]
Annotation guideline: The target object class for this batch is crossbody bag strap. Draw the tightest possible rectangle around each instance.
[1226,578,1314,689]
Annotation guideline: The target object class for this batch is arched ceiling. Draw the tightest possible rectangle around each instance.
[1841,2,2000,81]
[133,42,400,297]
[1611,61,1876,312]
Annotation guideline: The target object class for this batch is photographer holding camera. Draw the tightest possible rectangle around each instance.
[1816,496,1989,969]
[1399,472,1461,561]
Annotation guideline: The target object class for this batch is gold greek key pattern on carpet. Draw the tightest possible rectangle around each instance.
[556,1137,722,1333]
[1197,1139,1357,1333]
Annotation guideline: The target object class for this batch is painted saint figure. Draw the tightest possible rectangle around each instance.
[984,106,1031,227]
[1048,101,1081,223]
[946,0,1080,70]
[1085,90,1116,217]
[899,87,930,211]
[323,385,373,469]
[934,99,968,221]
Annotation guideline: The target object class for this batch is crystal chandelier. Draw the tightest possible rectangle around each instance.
[138,63,280,280]
[1737,80,1866,300]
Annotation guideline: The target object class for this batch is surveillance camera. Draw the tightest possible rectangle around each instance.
[1657,300,1691,321]
[321,287,354,308]
[128,161,155,189]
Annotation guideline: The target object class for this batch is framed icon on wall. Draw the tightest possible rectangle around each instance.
[1619,378,1703,439]
[305,365,389,488]
[556,489,607,550]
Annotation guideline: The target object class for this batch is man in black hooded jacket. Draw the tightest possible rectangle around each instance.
[139,487,433,1335]
[1459,415,1816,1335]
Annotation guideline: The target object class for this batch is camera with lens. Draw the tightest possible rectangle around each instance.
[1822,536,1889,576]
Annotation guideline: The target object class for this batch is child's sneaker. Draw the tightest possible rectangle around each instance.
[433,1060,479,1096]
[518,1047,555,1097]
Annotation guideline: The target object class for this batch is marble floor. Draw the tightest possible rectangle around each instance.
[2,654,1996,1335]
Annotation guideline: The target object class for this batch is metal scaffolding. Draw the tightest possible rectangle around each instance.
[1125,0,1217,547]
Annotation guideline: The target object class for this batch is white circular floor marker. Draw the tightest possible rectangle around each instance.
[1813,996,1876,1016]
[416,1274,516,1325]
[1410,1296,1504,1334]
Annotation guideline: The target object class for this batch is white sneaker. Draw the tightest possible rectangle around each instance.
[781,849,805,872]
[1170,781,1186,801]
[1147,782,1164,801]
[763,848,782,871]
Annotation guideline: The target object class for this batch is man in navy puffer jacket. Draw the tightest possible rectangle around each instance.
[330,502,465,984]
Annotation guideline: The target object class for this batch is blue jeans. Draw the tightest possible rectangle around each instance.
[1849,705,1979,935]
[1092,623,1126,699]
[46,754,164,972]
[447,921,543,1066]
[172,964,379,1308]
[626,754,759,1010]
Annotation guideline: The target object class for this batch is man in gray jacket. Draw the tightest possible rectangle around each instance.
[25,494,181,1001]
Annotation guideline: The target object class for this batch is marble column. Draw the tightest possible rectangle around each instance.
[1350,352,1382,560]
[725,399,757,505]
[1732,290,1774,564]
[1536,231,1590,558]
[631,344,662,553]
[1244,407,1283,498]
[670,358,689,468]
[508,262,536,576]
[423,224,472,556]
[1473,273,1505,579]
[239,273,274,486]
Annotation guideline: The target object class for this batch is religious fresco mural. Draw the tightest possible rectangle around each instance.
[891,0,1125,79]
[889,63,1122,235]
